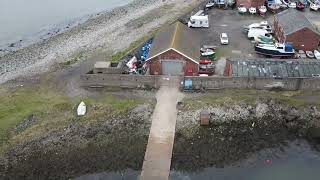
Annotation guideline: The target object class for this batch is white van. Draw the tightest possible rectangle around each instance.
[188,15,209,28]
[247,28,270,39]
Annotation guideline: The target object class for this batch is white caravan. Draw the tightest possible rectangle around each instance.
[188,15,209,28]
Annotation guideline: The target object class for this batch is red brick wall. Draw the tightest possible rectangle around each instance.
[286,28,320,51]
[146,49,199,76]
[273,17,286,43]
[237,0,265,8]
[274,17,320,51]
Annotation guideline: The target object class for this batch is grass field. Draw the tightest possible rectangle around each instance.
[0,86,144,149]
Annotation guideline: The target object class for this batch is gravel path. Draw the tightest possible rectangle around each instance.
[0,0,205,84]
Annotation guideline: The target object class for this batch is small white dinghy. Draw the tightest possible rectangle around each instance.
[238,4,247,14]
[314,50,320,60]
[249,7,257,14]
[310,3,320,11]
[77,101,87,116]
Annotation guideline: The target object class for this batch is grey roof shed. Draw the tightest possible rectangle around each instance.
[147,22,200,63]
[275,9,319,36]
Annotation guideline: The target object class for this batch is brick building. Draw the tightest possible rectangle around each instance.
[236,0,265,8]
[146,22,200,76]
[273,9,320,51]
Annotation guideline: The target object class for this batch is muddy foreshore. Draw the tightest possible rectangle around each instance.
[172,97,320,171]
[0,103,154,180]
[1,93,320,179]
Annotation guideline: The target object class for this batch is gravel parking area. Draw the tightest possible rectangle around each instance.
[196,9,269,59]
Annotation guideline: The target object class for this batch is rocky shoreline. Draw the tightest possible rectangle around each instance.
[172,96,320,171]
[0,0,205,84]
[0,103,154,179]
[0,90,319,179]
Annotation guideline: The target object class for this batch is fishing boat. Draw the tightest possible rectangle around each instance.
[255,34,275,44]
[258,6,267,17]
[255,43,295,57]
[201,49,216,60]
[238,4,247,13]
[306,51,315,58]
[249,7,257,14]
[243,21,272,33]
[310,3,320,11]
[206,1,215,9]
[314,50,320,60]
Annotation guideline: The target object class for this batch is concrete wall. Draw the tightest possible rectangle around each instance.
[81,74,161,89]
[81,74,320,90]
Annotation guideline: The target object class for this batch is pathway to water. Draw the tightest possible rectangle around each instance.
[140,77,183,180]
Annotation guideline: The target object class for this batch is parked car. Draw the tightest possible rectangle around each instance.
[220,33,229,45]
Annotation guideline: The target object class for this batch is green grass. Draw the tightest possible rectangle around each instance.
[182,89,320,110]
[62,50,85,66]
[0,88,68,142]
[0,87,144,150]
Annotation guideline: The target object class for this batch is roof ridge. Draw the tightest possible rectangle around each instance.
[170,22,180,49]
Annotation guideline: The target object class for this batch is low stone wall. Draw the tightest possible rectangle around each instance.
[185,76,320,91]
[81,74,320,90]
[81,74,160,89]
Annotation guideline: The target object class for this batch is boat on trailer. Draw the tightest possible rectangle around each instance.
[255,43,295,57]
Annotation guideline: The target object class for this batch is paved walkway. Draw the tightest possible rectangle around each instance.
[140,84,183,180]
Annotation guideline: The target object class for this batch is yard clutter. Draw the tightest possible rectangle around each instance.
[126,39,153,74]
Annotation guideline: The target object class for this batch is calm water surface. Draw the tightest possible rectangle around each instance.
[0,0,133,47]
[170,140,320,180]
[74,140,320,180]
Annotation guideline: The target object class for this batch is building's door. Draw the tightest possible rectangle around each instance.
[161,60,184,76]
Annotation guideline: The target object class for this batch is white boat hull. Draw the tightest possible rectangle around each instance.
[77,101,87,116]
